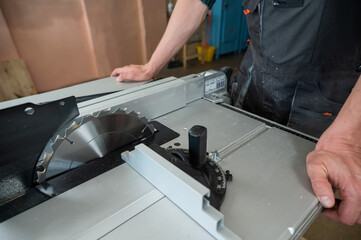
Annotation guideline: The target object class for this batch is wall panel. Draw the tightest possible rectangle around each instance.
[0,0,167,93]
[140,0,167,60]
[84,0,145,77]
[0,0,98,92]
[0,7,19,61]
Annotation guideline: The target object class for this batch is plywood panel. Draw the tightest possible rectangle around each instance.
[0,0,167,93]
[140,0,167,60]
[0,59,37,102]
[0,7,19,61]
[0,0,98,92]
[83,0,145,77]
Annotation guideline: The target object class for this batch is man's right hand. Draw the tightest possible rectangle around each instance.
[111,64,155,82]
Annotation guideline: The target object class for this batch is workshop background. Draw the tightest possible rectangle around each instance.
[0,0,167,99]
[0,0,361,239]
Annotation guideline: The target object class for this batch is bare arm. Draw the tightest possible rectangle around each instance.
[111,0,208,82]
[307,74,361,225]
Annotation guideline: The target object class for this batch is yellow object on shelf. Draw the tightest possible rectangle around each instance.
[197,45,215,62]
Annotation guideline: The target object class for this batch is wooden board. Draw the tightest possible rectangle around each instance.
[0,59,37,102]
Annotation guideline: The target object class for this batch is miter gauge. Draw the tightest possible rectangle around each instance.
[148,125,233,210]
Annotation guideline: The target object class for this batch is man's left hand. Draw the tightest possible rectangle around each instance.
[307,135,361,225]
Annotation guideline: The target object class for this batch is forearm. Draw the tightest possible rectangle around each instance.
[317,74,361,149]
[307,74,361,225]
[146,0,208,75]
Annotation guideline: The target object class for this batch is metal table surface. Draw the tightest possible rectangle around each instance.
[155,100,321,240]
[0,72,321,239]
[0,76,147,109]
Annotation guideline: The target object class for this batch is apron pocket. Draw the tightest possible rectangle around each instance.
[288,106,337,138]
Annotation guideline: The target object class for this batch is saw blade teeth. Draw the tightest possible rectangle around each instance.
[139,116,148,123]
[97,111,105,117]
[41,146,53,160]
[97,109,112,117]
[109,106,117,113]
[52,135,64,149]
[143,122,155,134]
[72,120,81,128]
[57,130,66,139]
[54,135,62,142]
[92,111,101,117]
[37,152,53,183]
[65,121,80,136]
[148,124,156,133]
[137,112,148,119]
[128,111,138,117]
[42,152,53,166]
[64,127,72,137]
[112,108,126,115]
[77,116,86,125]
[77,114,93,126]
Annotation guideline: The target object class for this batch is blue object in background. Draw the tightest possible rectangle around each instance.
[208,0,250,59]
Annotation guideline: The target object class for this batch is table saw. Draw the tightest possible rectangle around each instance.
[0,70,321,240]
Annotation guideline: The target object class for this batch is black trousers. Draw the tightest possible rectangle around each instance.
[230,0,361,137]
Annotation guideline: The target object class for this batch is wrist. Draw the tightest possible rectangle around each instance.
[317,75,361,149]
[316,116,361,152]
[144,62,158,78]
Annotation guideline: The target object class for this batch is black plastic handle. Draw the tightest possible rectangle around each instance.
[188,125,207,168]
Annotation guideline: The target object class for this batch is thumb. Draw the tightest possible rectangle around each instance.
[306,152,335,208]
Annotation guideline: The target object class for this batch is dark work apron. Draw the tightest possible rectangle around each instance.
[229,0,361,137]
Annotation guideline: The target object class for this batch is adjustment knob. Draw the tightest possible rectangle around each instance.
[188,125,207,168]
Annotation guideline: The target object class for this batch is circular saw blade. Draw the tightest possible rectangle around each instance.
[36,108,154,183]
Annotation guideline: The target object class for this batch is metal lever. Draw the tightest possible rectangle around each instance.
[188,125,207,168]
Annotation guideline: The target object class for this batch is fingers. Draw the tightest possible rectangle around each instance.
[306,151,335,208]
[308,150,361,225]
[323,195,361,225]
[110,65,152,82]
[115,73,126,82]
[110,67,133,82]
[111,68,122,77]
[337,196,361,225]
[322,199,340,221]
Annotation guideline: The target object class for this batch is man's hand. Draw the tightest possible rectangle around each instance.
[306,74,361,225]
[307,136,361,225]
[111,0,208,82]
[111,64,154,82]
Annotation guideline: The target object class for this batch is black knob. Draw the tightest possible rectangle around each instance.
[188,125,207,168]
